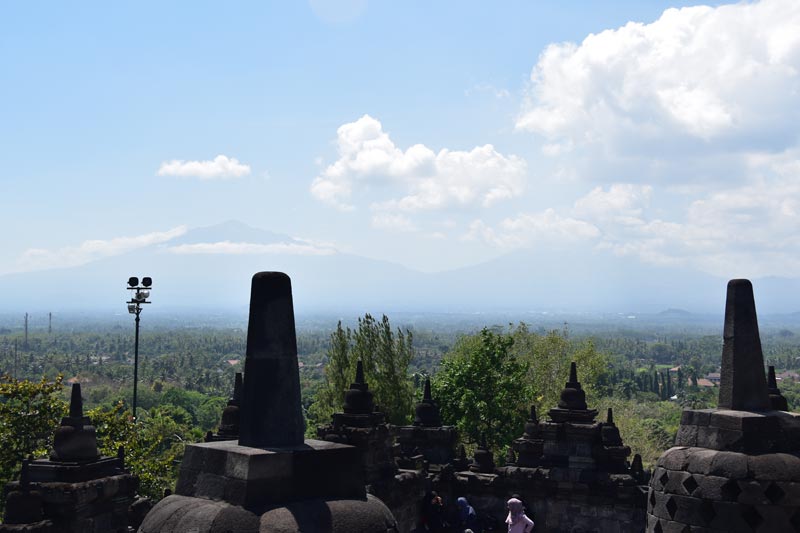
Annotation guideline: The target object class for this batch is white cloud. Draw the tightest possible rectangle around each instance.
[517,0,800,156]
[157,155,251,180]
[312,115,527,212]
[166,241,336,256]
[18,226,188,272]
[371,213,417,233]
[573,184,653,224]
[465,209,600,249]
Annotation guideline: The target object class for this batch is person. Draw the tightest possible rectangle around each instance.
[505,497,534,533]
[456,496,478,532]
[422,491,445,531]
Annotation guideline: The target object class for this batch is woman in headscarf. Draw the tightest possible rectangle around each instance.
[506,497,534,533]
[456,496,478,531]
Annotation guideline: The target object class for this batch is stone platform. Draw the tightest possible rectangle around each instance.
[175,439,365,509]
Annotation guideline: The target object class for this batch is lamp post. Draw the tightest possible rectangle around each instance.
[126,276,152,422]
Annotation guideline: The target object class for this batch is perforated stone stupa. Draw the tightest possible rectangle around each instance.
[646,279,800,532]
[139,272,397,533]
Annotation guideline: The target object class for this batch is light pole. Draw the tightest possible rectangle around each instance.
[126,276,152,422]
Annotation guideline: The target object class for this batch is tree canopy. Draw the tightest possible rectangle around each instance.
[308,314,415,427]
[434,328,531,453]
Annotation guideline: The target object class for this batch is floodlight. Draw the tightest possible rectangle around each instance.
[128,276,139,287]
[127,303,136,314]
[142,277,152,288]
[138,290,150,300]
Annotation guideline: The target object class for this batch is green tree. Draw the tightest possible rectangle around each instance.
[434,329,530,453]
[309,314,414,427]
[510,324,609,413]
[0,375,67,515]
[90,402,200,500]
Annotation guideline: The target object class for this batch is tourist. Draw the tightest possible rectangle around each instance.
[456,496,478,532]
[421,491,446,531]
[505,497,534,533]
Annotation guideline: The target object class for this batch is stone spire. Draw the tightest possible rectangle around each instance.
[218,372,243,437]
[239,272,305,447]
[767,365,788,411]
[559,362,588,410]
[343,360,375,415]
[523,405,539,438]
[549,362,597,422]
[51,383,99,462]
[413,377,442,427]
[717,279,770,411]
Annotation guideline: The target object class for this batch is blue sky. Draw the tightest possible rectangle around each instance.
[3,0,799,279]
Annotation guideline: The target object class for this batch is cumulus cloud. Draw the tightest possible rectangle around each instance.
[573,184,653,225]
[311,115,527,211]
[465,209,600,249]
[165,241,336,256]
[18,226,188,271]
[371,213,417,233]
[157,155,251,180]
[517,0,800,156]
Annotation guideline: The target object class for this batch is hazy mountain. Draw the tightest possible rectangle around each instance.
[1,221,798,316]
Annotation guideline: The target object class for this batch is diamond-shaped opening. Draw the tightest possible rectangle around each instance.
[790,509,800,532]
[765,482,785,504]
[721,479,742,501]
[665,496,678,519]
[700,500,716,526]
[741,506,763,529]
[654,521,664,533]
[659,470,670,488]
[649,489,656,509]
[682,475,699,495]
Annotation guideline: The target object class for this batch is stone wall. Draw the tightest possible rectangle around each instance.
[430,468,646,533]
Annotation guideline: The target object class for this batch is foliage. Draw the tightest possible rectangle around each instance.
[510,324,610,413]
[596,396,682,467]
[434,329,531,453]
[308,314,415,427]
[0,375,68,516]
[89,402,201,500]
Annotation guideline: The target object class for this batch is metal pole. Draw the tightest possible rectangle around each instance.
[133,308,140,422]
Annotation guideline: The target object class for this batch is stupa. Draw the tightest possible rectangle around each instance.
[395,377,457,467]
[646,279,800,532]
[139,272,397,532]
[1,383,137,532]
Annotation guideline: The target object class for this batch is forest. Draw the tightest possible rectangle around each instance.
[1,312,800,515]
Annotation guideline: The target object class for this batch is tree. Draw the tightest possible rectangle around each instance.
[309,314,415,427]
[510,324,609,413]
[90,401,200,500]
[0,375,67,516]
[434,329,531,453]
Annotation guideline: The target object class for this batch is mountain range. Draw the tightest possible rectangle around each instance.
[1,220,798,316]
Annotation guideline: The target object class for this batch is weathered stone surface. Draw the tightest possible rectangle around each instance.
[176,439,366,508]
[239,272,305,448]
[412,377,442,427]
[51,383,99,463]
[138,495,259,533]
[718,279,770,411]
[260,495,397,533]
[767,366,789,411]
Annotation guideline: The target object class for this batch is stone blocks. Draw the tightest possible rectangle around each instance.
[175,439,366,510]
[647,446,800,532]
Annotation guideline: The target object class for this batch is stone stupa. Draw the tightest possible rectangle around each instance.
[139,272,397,532]
[646,279,800,532]
[1,383,137,532]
